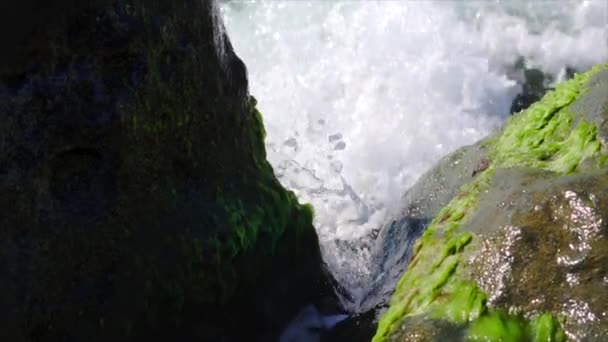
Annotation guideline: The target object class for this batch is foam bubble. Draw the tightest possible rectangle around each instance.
[221,0,607,300]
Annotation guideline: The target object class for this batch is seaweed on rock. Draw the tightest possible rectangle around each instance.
[374,63,608,342]
[0,1,333,341]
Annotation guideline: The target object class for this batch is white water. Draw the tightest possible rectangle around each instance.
[220,0,608,302]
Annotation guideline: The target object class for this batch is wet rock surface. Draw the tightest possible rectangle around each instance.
[335,136,494,341]
[0,1,335,341]
[464,168,608,341]
[374,65,608,341]
[362,138,493,311]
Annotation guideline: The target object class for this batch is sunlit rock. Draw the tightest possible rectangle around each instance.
[374,64,608,341]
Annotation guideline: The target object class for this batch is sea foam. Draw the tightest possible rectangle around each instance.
[221,0,607,301]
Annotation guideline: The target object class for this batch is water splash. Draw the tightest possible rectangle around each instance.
[221,0,608,305]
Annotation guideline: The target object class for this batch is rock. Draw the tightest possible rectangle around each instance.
[373,63,608,341]
[510,68,552,115]
[508,58,579,115]
[0,1,334,341]
[465,168,608,340]
[343,128,495,339]
[362,137,493,312]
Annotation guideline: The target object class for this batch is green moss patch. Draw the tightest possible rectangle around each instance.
[373,63,608,342]
[466,312,565,342]
[0,1,328,339]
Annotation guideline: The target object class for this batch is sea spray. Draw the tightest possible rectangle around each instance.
[221,0,608,307]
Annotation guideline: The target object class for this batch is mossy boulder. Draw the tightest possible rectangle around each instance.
[363,139,493,312]
[0,1,333,340]
[373,63,608,341]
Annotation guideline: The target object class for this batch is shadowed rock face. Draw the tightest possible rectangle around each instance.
[0,1,334,341]
[0,1,111,75]
[373,65,608,342]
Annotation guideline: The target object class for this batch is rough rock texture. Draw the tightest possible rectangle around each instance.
[362,139,494,312]
[373,63,608,342]
[326,137,494,341]
[465,168,608,341]
[0,1,333,341]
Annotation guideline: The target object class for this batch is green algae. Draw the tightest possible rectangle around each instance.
[373,63,608,342]
[1,1,329,339]
[528,314,566,342]
[466,312,565,342]
[439,280,487,324]
[466,312,525,342]
[492,69,604,173]
[117,0,322,331]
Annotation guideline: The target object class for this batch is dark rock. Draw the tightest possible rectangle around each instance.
[508,58,579,115]
[510,68,551,114]
[363,139,493,311]
[0,1,335,341]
